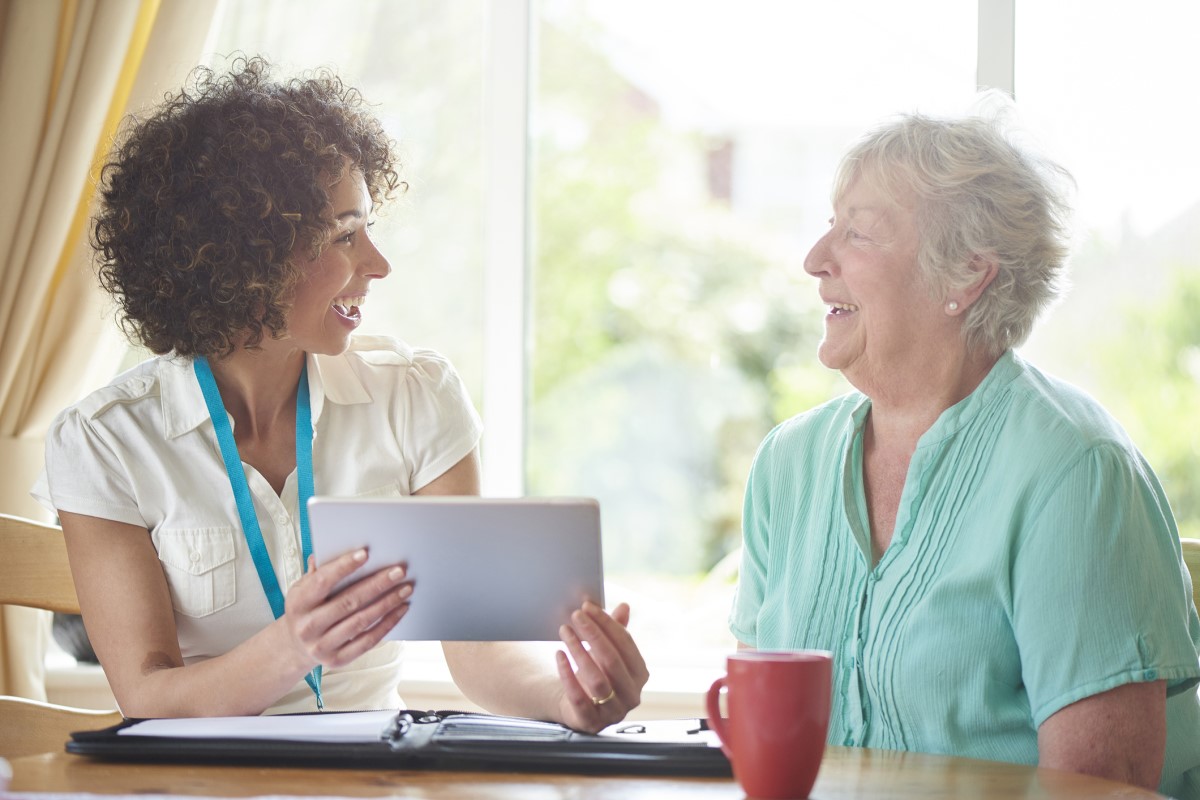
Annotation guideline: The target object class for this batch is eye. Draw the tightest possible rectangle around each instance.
[334,223,364,245]
[335,221,375,246]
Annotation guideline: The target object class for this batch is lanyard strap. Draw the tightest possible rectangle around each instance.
[193,356,324,709]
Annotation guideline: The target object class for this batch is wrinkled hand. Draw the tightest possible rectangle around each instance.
[554,601,649,733]
[282,549,411,671]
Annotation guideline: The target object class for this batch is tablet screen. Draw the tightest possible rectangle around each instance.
[307,496,604,641]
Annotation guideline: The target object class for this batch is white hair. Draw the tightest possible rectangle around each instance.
[832,109,1075,356]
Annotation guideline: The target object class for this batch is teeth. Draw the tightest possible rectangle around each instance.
[829,302,859,313]
[332,295,366,313]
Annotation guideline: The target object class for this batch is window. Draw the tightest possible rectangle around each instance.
[527,0,979,675]
[1014,0,1200,538]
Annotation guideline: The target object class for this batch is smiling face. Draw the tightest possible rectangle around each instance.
[803,176,945,389]
[284,168,391,356]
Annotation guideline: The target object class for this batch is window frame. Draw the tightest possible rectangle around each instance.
[481,0,532,496]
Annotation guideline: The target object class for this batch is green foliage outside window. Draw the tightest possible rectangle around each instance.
[1096,266,1200,539]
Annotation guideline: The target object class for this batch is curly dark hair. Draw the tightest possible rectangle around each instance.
[92,56,402,357]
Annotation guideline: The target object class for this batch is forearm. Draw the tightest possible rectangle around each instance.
[61,512,305,717]
[442,641,563,721]
[112,618,316,718]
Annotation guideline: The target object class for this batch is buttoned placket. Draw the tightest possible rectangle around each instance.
[229,360,323,597]
[839,394,935,749]
[242,466,306,592]
[841,406,872,747]
[843,570,874,747]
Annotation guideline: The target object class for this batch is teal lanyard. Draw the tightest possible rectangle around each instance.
[193,356,324,710]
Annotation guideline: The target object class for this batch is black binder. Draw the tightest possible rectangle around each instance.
[67,710,732,777]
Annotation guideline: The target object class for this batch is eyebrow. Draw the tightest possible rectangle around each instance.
[844,205,894,232]
[335,209,365,222]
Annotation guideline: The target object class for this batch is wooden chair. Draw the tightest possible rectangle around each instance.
[0,513,122,758]
[1182,538,1200,616]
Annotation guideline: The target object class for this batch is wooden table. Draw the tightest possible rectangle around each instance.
[6,746,1166,798]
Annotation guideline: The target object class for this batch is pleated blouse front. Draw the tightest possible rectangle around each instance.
[730,350,1200,796]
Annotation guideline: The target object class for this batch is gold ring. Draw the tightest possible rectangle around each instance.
[591,688,616,706]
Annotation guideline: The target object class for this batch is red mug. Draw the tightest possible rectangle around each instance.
[706,650,833,799]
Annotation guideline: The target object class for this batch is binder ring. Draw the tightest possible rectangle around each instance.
[591,688,616,706]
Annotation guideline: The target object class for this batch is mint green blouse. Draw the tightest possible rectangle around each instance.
[730,351,1200,798]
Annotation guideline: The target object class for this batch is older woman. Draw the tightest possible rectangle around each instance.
[31,57,646,729]
[729,112,1200,797]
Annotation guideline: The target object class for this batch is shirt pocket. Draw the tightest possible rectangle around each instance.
[154,527,238,618]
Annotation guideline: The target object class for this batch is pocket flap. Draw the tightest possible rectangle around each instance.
[156,527,238,575]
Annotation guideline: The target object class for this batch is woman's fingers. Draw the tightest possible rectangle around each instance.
[559,620,621,700]
[286,548,369,614]
[577,601,648,684]
[563,610,633,701]
[554,644,611,732]
[555,601,649,731]
[555,649,593,708]
[284,551,412,663]
[320,588,411,666]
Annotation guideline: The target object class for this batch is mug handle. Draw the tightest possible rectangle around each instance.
[706,675,734,760]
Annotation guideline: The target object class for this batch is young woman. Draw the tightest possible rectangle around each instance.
[33,57,647,729]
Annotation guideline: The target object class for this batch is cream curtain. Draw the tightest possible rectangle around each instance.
[0,0,218,699]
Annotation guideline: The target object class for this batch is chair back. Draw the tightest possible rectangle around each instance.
[1182,538,1200,616]
[0,513,80,613]
[0,513,122,758]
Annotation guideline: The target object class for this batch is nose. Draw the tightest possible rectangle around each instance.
[362,231,392,280]
[804,228,835,278]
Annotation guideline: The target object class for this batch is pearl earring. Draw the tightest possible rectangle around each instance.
[947,301,959,312]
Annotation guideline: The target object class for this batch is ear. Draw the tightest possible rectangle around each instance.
[945,253,998,316]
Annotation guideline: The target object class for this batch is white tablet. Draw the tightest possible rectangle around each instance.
[306,496,604,641]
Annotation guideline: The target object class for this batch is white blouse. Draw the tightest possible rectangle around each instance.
[33,335,482,713]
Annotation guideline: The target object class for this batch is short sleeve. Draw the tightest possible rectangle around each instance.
[402,349,483,492]
[34,407,145,527]
[729,424,784,646]
[1012,443,1200,727]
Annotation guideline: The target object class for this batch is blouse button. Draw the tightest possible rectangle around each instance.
[276,514,289,526]
[189,551,201,563]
